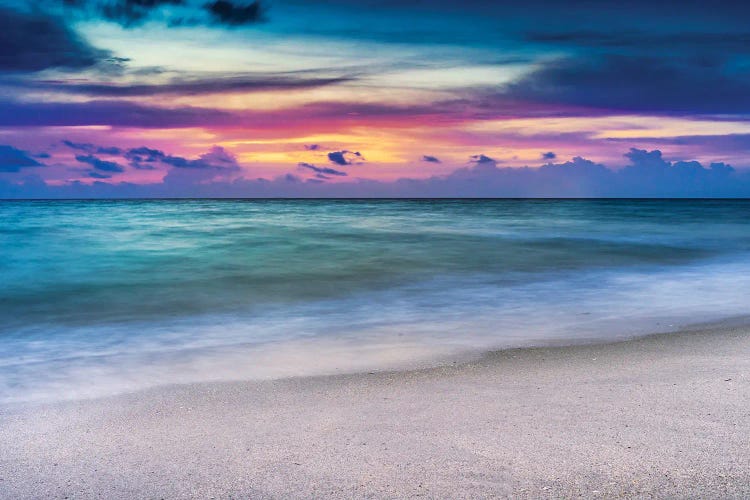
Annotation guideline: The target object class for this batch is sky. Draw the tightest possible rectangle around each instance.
[2,0,750,197]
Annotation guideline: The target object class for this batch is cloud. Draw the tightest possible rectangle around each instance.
[204,1,265,26]
[605,133,750,155]
[60,0,187,27]
[191,145,239,169]
[0,145,44,173]
[469,154,496,165]
[542,151,556,160]
[298,162,347,177]
[421,155,441,163]
[33,74,352,97]
[504,53,750,115]
[88,171,112,179]
[125,145,239,170]
[0,7,106,73]
[0,97,450,130]
[305,144,321,151]
[42,0,266,29]
[248,1,750,48]
[526,30,750,55]
[0,99,232,128]
[327,150,363,166]
[0,96,448,132]
[63,140,123,155]
[423,148,738,197]
[97,0,185,25]
[75,154,125,173]
[124,146,166,168]
[62,143,242,186]
[4,148,747,199]
[148,145,242,188]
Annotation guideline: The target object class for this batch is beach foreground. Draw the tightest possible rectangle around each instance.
[1,323,749,499]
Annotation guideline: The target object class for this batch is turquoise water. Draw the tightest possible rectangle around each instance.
[2,199,750,402]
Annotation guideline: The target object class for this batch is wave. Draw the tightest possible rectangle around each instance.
[2,254,750,403]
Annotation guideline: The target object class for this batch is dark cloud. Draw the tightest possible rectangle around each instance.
[0,95,578,131]
[470,154,496,165]
[63,140,123,155]
[33,74,352,97]
[96,146,124,155]
[61,143,241,177]
[504,53,750,115]
[0,99,232,128]
[421,155,441,163]
[526,30,750,55]
[124,146,166,168]
[98,0,185,25]
[62,140,91,152]
[58,0,187,27]
[75,154,125,173]
[605,133,750,154]
[0,7,106,73]
[298,162,347,176]
[204,1,265,26]
[327,150,363,166]
[0,145,44,173]
[271,0,750,48]
[53,0,266,28]
[0,96,450,131]
[305,101,440,119]
[88,171,112,179]
[125,148,168,167]
[305,144,321,151]
[542,151,556,160]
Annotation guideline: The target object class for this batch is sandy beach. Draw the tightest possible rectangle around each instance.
[1,322,749,499]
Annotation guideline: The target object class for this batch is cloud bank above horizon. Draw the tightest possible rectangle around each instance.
[1,0,750,197]
[3,145,749,198]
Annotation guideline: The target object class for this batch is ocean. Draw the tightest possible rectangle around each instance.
[2,199,749,403]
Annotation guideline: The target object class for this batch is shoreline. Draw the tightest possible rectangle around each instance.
[2,321,749,498]
[4,313,748,409]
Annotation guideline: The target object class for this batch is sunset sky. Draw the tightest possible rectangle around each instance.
[2,0,750,197]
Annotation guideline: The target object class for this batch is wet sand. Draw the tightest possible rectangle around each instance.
[1,323,749,498]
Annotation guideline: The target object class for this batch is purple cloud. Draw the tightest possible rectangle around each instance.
[0,145,45,172]
[298,162,348,177]
[124,145,240,171]
[75,154,125,173]
[3,148,748,199]
[327,150,363,166]
[88,171,112,179]
[469,154,497,165]
[63,140,123,155]
[0,99,233,128]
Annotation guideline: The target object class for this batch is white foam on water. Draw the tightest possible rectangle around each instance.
[3,254,750,404]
